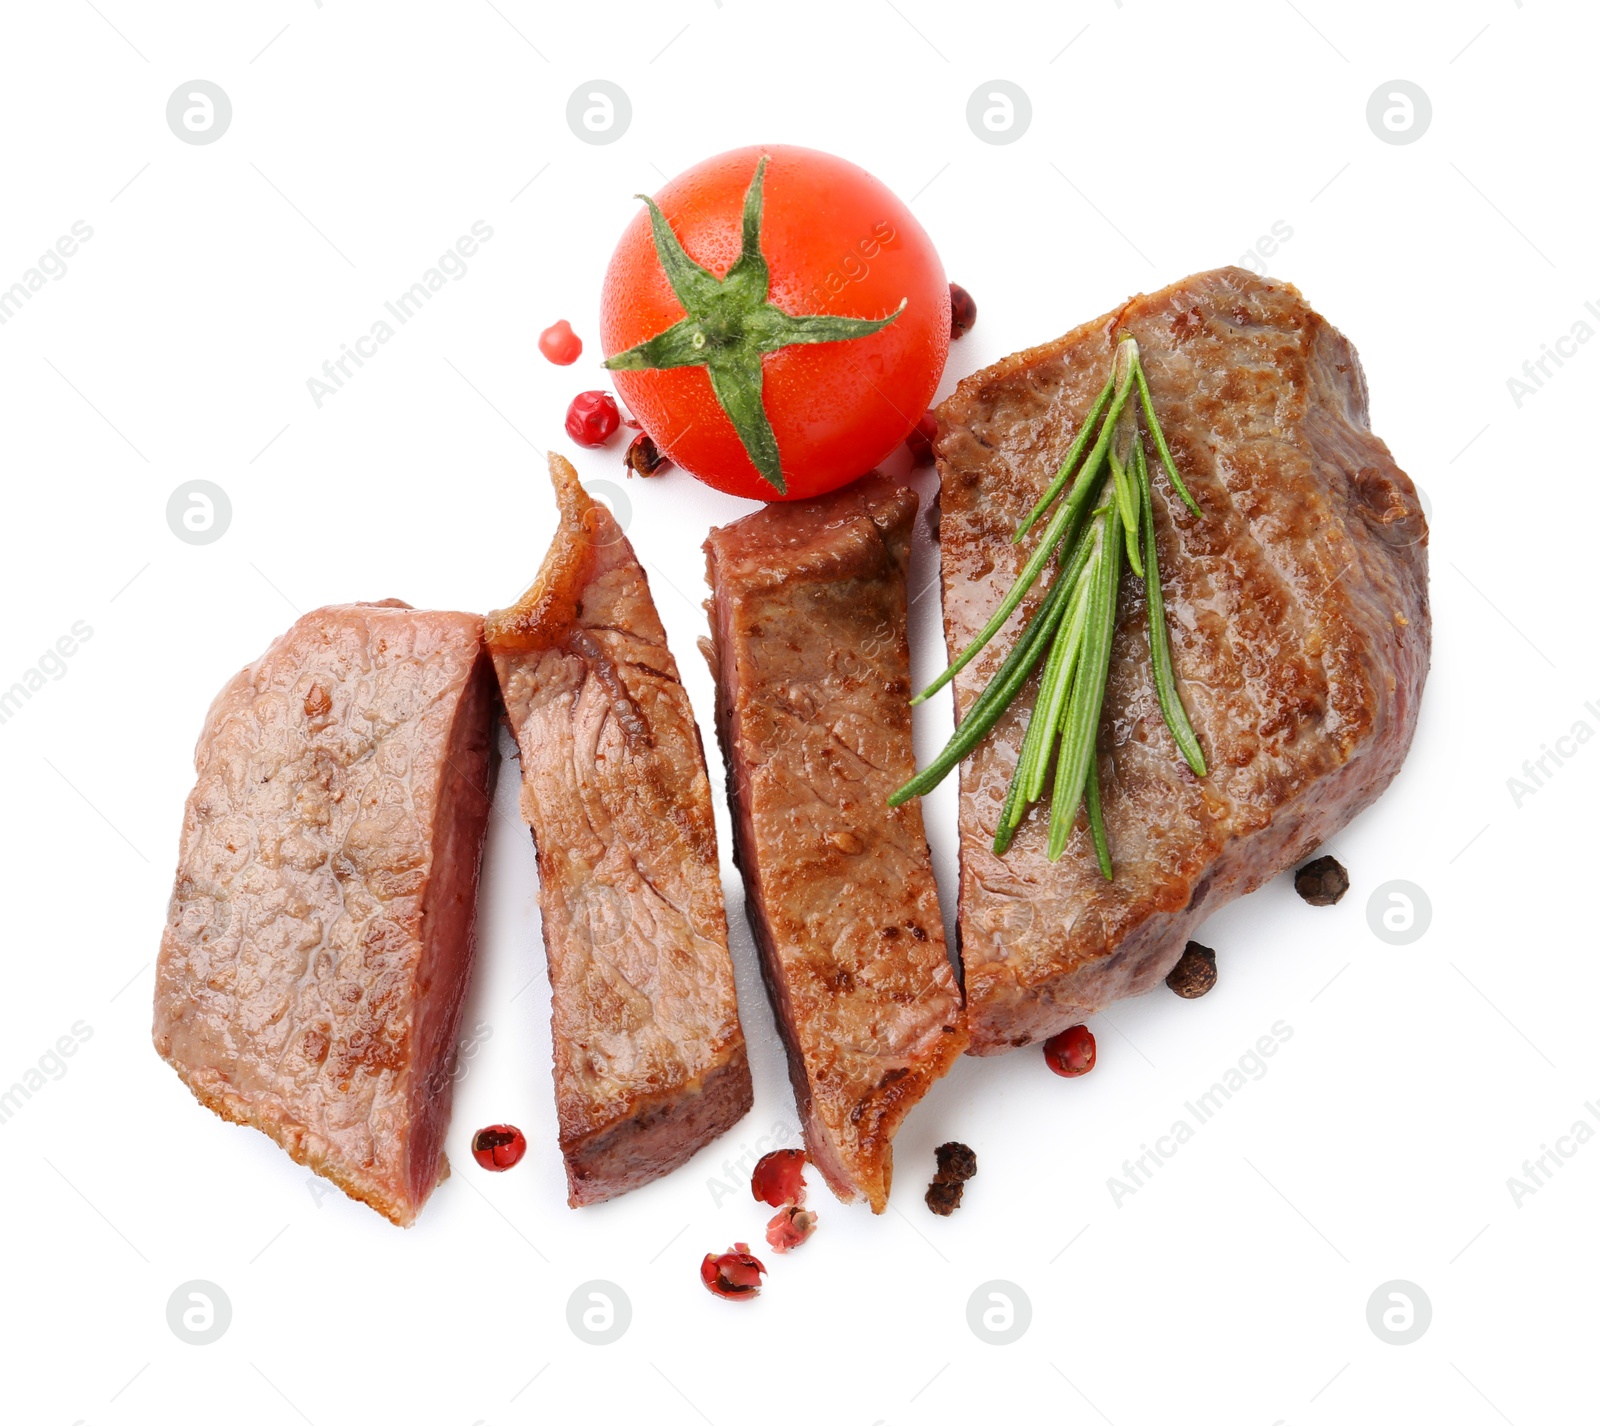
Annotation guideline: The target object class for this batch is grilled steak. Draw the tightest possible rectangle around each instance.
[704,477,968,1212]
[936,267,1430,1053]
[934,267,1433,1056]
[486,454,751,1207]
[154,600,498,1225]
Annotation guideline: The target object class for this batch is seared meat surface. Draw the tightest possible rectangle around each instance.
[154,600,497,1225]
[704,476,968,1212]
[487,454,751,1206]
[935,268,1430,1053]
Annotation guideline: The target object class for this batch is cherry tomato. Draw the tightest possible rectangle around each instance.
[600,145,949,502]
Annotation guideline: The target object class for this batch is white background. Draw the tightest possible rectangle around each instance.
[1,2,1594,1422]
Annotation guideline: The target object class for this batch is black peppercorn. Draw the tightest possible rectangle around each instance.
[1167,942,1217,999]
[1294,855,1349,906]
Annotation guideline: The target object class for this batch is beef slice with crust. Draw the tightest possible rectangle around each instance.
[935,267,1430,1054]
[486,453,751,1207]
[154,599,498,1225]
[704,475,968,1213]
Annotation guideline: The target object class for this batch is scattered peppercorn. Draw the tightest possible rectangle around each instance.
[538,319,583,365]
[906,411,938,467]
[934,1141,978,1184]
[565,390,620,447]
[470,1124,526,1171]
[750,1148,807,1208]
[764,1204,817,1253]
[1166,942,1218,999]
[1294,854,1349,906]
[623,431,669,477]
[949,282,977,339]
[700,1243,766,1300]
[1042,1024,1096,1077]
[924,1139,976,1215]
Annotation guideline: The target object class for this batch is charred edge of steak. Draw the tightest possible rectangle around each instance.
[564,1045,754,1206]
[483,453,609,654]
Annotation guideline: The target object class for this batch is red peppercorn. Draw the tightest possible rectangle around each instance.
[765,1205,817,1253]
[905,412,938,467]
[700,1243,766,1300]
[623,431,669,477]
[750,1148,807,1208]
[949,282,977,339]
[565,390,620,447]
[538,319,583,365]
[1043,1024,1096,1078]
[471,1124,526,1170]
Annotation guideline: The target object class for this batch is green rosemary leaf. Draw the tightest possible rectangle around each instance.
[1021,530,1098,803]
[1084,752,1113,881]
[1048,494,1124,861]
[992,747,1031,855]
[996,667,1056,850]
[912,476,1088,707]
[1133,358,1203,518]
[1108,441,1144,578]
[1013,374,1115,543]
[895,336,1210,876]
[1016,346,1136,543]
[1138,441,1207,776]
[888,551,1080,806]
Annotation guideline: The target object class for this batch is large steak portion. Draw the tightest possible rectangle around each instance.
[704,477,968,1213]
[486,454,751,1207]
[154,600,498,1224]
[935,268,1430,1054]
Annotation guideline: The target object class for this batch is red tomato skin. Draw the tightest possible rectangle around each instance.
[600,145,949,502]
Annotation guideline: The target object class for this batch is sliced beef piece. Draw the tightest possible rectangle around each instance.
[935,267,1430,1053]
[154,600,498,1225]
[704,476,968,1213]
[486,454,751,1207]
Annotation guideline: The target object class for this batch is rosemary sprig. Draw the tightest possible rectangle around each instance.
[1045,490,1122,861]
[1137,438,1206,777]
[1134,361,1203,518]
[1084,755,1113,881]
[893,334,1207,874]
